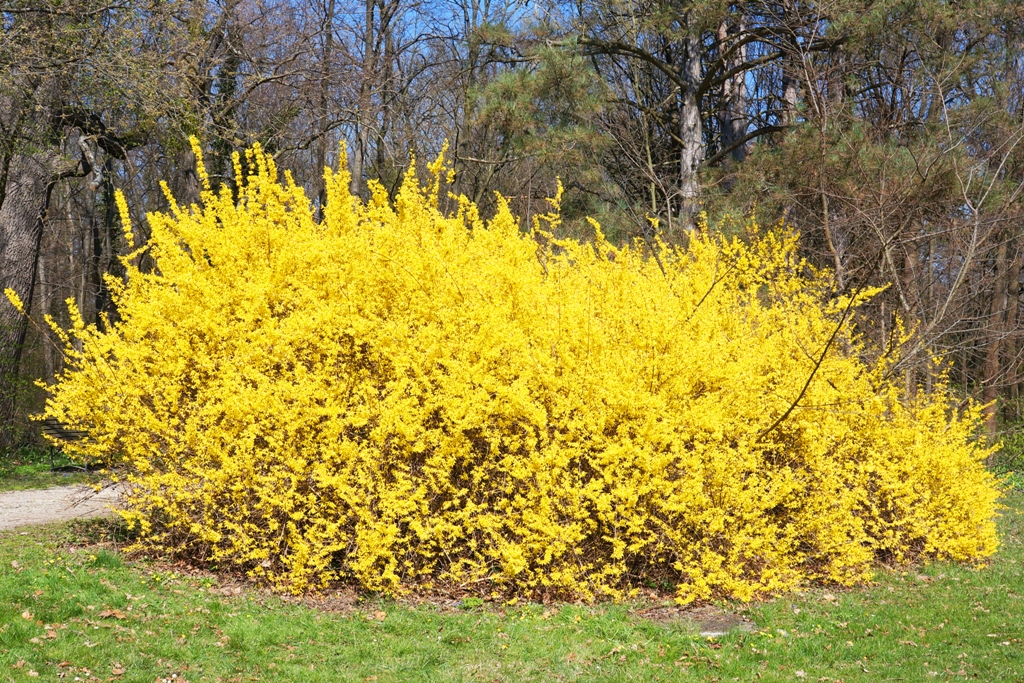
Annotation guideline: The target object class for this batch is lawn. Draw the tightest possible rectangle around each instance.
[0,447,101,493]
[0,495,1022,682]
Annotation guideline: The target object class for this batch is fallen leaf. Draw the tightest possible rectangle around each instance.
[111,666,126,676]
[372,610,386,621]
[21,610,32,620]
[13,661,25,669]
[97,610,128,620]
[28,671,39,677]
[10,560,19,569]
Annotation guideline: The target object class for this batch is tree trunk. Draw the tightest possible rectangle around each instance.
[984,239,1010,441]
[314,0,337,221]
[780,1,802,127]
[352,0,378,198]
[678,27,704,228]
[36,241,58,384]
[92,157,120,327]
[169,146,200,208]
[0,153,60,448]
[1003,242,1021,422]
[781,42,801,127]
[717,18,747,162]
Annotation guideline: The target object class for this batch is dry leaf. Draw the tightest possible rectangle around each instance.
[10,560,19,569]
[111,666,126,676]
[13,660,26,669]
[21,610,32,620]
[28,671,39,677]
[98,609,128,619]
[372,610,386,621]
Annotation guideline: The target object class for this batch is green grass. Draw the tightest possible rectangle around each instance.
[1,497,1023,682]
[0,446,102,492]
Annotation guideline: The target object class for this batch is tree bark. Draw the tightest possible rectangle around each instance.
[0,152,61,448]
[36,237,57,384]
[717,18,748,162]
[678,26,704,228]
[780,2,802,127]
[314,0,337,221]
[984,238,1010,440]
[1005,247,1021,421]
[352,0,378,198]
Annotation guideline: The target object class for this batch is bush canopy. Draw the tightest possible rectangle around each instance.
[34,141,1000,601]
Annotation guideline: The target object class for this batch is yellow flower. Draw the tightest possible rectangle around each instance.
[40,141,1000,600]
[4,288,25,313]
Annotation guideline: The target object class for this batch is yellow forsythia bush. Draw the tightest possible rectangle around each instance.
[37,141,1000,601]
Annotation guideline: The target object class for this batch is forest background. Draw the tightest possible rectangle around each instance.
[2,0,1024,456]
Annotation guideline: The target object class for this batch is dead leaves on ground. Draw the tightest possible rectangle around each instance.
[97,609,128,619]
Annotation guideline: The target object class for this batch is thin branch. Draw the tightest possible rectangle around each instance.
[757,286,862,442]
[704,125,786,167]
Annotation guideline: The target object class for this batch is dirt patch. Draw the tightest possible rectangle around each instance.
[634,604,757,637]
[289,588,360,612]
[0,484,122,531]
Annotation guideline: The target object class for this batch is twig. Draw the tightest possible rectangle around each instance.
[757,285,862,442]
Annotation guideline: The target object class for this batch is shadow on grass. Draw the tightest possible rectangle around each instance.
[0,445,103,493]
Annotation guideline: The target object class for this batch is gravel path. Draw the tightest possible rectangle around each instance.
[0,484,122,531]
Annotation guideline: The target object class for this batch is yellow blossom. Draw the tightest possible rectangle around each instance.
[40,142,1000,600]
[4,288,24,313]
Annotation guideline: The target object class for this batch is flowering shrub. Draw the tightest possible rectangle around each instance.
[33,141,999,601]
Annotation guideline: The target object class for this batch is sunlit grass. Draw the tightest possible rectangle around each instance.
[0,494,1021,682]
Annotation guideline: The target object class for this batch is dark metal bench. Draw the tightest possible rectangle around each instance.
[40,417,92,472]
